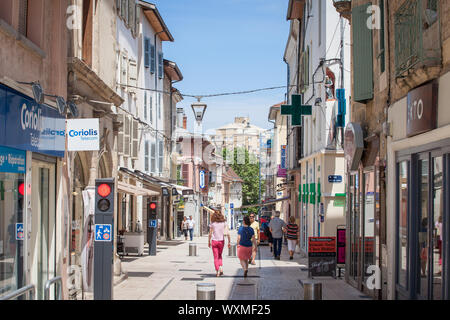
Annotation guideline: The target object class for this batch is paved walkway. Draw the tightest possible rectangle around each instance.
[109,231,371,300]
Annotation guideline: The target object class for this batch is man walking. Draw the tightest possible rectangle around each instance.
[188,215,195,241]
[268,211,286,260]
[249,213,260,265]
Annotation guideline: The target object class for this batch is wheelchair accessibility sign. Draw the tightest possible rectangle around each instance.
[95,224,112,242]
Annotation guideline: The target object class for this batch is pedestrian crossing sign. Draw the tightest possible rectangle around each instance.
[95,224,112,242]
[16,223,24,241]
[149,220,157,228]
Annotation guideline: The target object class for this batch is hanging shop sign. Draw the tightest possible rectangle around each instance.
[67,118,100,151]
[308,237,336,277]
[281,145,287,169]
[406,81,438,137]
[344,122,364,171]
[199,170,206,189]
[0,84,65,157]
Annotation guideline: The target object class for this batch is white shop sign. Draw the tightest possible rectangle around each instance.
[67,119,100,151]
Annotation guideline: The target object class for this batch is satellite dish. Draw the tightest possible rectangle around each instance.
[68,101,79,118]
[32,82,44,104]
[56,96,67,115]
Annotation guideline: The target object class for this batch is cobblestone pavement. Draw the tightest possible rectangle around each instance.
[110,230,372,300]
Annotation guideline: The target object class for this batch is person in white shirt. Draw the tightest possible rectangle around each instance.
[188,215,195,241]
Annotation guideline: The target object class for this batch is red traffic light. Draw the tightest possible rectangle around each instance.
[18,183,25,196]
[149,202,157,210]
[97,184,111,197]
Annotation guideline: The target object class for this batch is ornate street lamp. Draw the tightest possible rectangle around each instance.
[191,102,207,124]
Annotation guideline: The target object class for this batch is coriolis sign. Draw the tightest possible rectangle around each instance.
[406,81,438,137]
[67,119,100,151]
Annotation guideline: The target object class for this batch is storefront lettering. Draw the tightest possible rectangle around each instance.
[408,98,424,121]
[21,103,42,131]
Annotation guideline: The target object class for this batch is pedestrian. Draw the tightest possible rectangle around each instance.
[208,210,231,277]
[188,215,195,241]
[249,213,260,265]
[181,216,189,240]
[237,215,256,277]
[264,215,274,253]
[286,216,299,260]
[268,211,286,260]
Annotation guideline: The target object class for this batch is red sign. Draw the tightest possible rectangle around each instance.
[308,237,336,253]
[337,228,346,265]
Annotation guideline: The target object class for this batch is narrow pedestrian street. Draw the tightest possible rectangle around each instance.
[111,231,369,300]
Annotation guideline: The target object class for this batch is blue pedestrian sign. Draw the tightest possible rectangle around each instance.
[95,224,112,242]
[230,203,234,209]
[149,220,157,228]
[16,223,24,241]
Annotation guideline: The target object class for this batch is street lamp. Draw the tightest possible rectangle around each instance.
[191,102,207,124]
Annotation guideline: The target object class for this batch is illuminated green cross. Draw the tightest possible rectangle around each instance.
[281,94,312,126]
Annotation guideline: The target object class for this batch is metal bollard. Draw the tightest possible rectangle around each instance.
[303,281,322,300]
[228,244,237,257]
[197,283,216,300]
[189,243,197,256]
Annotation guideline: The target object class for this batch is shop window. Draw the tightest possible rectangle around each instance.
[363,170,376,284]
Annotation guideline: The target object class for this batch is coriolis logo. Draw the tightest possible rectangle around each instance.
[21,103,42,131]
[69,129,98,137]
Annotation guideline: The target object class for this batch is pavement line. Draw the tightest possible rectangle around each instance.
[152,277,175,300]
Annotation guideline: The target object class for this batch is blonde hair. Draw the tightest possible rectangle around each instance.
[211,210,226,223]
[289,216,296,224]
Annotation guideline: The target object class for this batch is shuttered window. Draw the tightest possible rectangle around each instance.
[158,141,163,173]
[150,44,156,74]
[158,52,164,79]
[144,91,147,120]
[352,3,374,102]
[151,142,156,173]
[144,37,150,68]
[145,141,149,172]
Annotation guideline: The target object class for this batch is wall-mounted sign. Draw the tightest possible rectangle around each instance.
[407,81,438,137]
[344,122,364,171]
[0,146,26,174]
[182,189,194,196]
[199,170,206,189]
[0,84,65,157]
[280,145,287,170]
[16,223,24,241]
[328,175,343,183]
[67,119,100,151]
[308,237,336,277]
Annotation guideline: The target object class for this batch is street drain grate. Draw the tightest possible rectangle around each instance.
[236,283,256,286]
[178,269,202,272]
[127,272,153,278]
[181,278,204,281]
[170,261,186,264]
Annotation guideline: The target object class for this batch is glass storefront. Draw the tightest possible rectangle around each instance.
[396,150,449,300]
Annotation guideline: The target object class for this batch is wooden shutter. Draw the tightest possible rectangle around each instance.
[120,52,128,89]
[121,0,127,21]
[128,0,135,29]
[131,119,139,159]
[150,44,156,73]
[18,0,28,36]
[158,141,163,173]
[352,3,374,102]
[144,37,150,68]
[144,91,147,120]
[128,59,137,90]
[117,114,125,154]
[124,115,131,156]
[158,52,164,79]
[145,141,149,172]
[182,164,189,186]
[151,142,156,173]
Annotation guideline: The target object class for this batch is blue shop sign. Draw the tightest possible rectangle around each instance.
[0,146,26,173]
[0,84,65,158]
[328,175,343,183]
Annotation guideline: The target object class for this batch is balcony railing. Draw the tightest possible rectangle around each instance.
[394,0,441,78]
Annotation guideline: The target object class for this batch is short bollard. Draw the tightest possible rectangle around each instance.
[228,244,237,257]
[189,243,197,256]
[197,283,216,300]
[303,281,322,300]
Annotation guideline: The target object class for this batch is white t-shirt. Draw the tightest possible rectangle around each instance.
[188,219,195,229]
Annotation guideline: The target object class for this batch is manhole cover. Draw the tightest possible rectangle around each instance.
[127,272,153,278]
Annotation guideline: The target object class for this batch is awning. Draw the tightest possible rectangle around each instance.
[117,181,159,196]
[237,196,291,210]
[202,206,215,214]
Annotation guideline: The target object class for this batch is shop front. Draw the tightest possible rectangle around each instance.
[388,79,450,300]
[0,83,65,299]
[344,122,385,300]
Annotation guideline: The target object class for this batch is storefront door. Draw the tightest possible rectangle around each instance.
[30,159,56,300]
[396,150,449,300]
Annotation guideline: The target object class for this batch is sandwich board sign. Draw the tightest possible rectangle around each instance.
[308,237,336,278]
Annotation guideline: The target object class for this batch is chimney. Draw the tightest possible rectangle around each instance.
[183,115,187,129]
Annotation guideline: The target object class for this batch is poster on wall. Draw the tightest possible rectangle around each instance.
[308,237,336,278]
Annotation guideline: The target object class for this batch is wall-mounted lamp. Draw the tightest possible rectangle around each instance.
[315,97,322,107]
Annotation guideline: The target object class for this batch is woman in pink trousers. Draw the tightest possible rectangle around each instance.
[208,210,231,277]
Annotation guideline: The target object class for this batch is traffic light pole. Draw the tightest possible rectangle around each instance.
[147,200,158,256]
[94,178,115,300]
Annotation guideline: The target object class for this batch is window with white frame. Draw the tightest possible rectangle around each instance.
[151,141,156,173]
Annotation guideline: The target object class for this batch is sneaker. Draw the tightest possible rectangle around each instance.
[276,256,281,260]
[289,256,293,260]
[244,270,248,278]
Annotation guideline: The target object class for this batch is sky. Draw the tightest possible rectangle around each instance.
[150,0,290,133]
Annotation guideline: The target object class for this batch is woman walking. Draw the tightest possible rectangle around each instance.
[286,216,299,260]
[208,210,231,277]
[237,216,256,277]
[181,216,189,240]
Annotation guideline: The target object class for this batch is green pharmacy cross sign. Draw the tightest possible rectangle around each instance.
[281,94,312,126]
